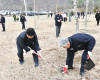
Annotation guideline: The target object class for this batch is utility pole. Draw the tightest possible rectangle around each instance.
[74,0,79,33]
[85,0,89,31]
[24,0,28,28]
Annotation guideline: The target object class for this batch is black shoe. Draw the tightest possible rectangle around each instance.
[80,72,85,76]
[19,60,24,65]
[35,62,39,67]
[68,66,73,70]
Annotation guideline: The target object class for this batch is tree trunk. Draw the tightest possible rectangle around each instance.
[74,0,79,33]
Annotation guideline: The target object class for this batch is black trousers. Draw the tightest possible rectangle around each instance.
[16,42,38,63]
[66,50,88,73]
[22,23,25,29]
[2,23,5,31]
[64,18,67,22]
[97,20,99,25]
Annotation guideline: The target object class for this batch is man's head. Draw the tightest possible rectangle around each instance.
[60,37,70,48]
[22,14,25,16]
[58,11,61,15]
[26,28,35,39]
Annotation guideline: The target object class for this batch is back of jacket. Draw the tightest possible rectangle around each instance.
[17,31,40,52]
[1,16,5,23]
[67,33,96,52]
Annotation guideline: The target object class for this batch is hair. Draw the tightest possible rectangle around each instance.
[26,28,36,36]
[0,14,3,16]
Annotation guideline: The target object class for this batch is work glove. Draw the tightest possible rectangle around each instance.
[31,50,36,54]
[62,65,68,73]
[37,51,42,58]
[57,20,60,22]
[87,51,92,59]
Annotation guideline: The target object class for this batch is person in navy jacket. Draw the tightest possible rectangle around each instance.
[16,28,41,67]
[0,14,5,32]
[60,33,96,76]
[55,11,63,38]
[20,14,26,30]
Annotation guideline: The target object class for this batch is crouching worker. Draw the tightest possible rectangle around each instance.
[59,33,96,76]
[16,28,41,67]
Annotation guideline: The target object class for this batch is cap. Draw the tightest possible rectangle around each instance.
[59,37,69,47]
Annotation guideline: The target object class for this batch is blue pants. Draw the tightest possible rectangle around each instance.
[56,26,61,37]
[66,50,88,72]
[17,42,38,63]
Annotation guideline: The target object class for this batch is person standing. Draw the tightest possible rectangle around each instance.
[13,14,16,22]
[20,14,26,30]
[95,11,100,26]
[50,12,53,18]
[59,33,96,76]
[63,12,67,22]
[16,28,41,67]
[55,11,63,38]
[0,14,5,32]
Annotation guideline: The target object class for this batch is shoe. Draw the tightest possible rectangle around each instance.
[68,66,73,70]
[80,72,85,76]
[35,62,39,67]
[19,61,24,65]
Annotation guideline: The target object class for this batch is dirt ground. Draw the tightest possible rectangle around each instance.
[0,14,100,80]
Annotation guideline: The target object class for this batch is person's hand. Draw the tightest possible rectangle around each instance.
[31,50,36,54]
[87,51,92,59]
[62,65,68,73]
[37,51,42,58]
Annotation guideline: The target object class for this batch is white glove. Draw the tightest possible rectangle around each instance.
[58,20,60,22]
[37,51,42,58]
[88,51,92,57]
[31,50,36,53]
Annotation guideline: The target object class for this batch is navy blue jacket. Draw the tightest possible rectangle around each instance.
[0,16,5,23]
[67,33,96,53]
[17,31,40,52]
[20,16,26,24]
[55,14,63,26]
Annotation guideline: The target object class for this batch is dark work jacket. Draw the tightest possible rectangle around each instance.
[95,12,100,20]
[20,16,26,24]
[55,14,63,26]
[0,16,5,23]
[17,31,40,52]
[67,33,96,53]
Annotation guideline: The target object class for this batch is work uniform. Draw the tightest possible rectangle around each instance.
[20,16,26,29]
[16,31,40,64]
[0,16,5,31]
[55,14,63,37]
[95,12,100,25]
[66,33,96,73]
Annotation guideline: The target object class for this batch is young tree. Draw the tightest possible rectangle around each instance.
[74,0,79,33]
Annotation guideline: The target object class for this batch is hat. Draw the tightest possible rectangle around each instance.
[60,37,69,47]
[26,28,35,36]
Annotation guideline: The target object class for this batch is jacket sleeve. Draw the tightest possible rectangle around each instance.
[61,15,63,21]
[33,34,41,51]
[4,17,5,23]
[18,37,30,52]
[87,38,96,51]
[55,15,58,22]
